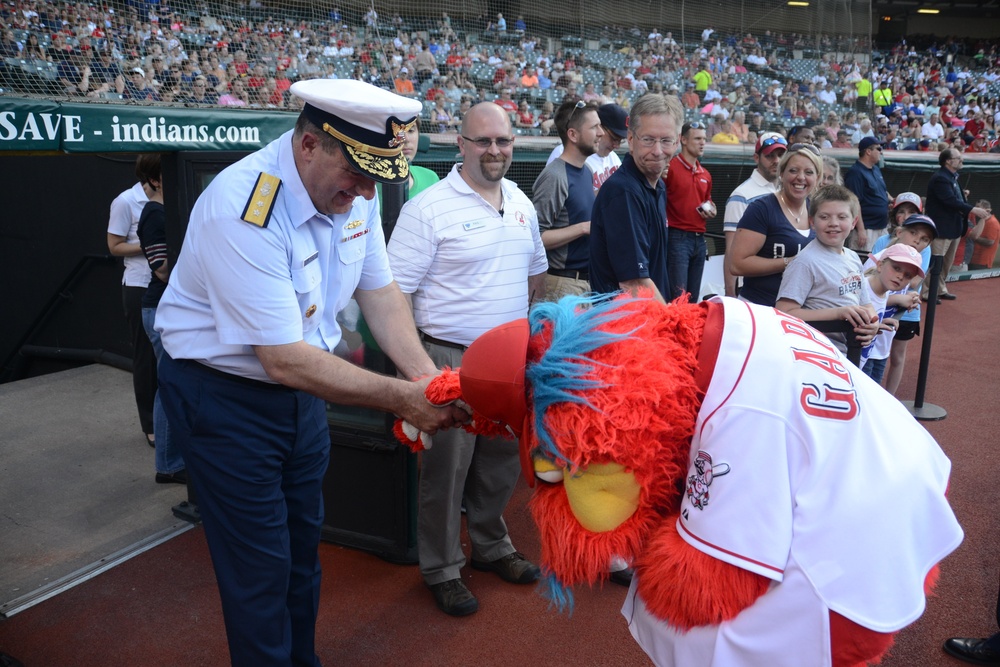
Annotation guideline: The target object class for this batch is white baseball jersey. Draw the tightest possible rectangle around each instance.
[546,143,622,194]
[622,296,963,666]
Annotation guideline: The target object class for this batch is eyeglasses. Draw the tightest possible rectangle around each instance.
[686,121,705,131]
[635,135,678,149]
[788,142,821,155]
[461,136,515,149]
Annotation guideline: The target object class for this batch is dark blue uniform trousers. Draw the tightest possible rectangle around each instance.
[159,354,329,667]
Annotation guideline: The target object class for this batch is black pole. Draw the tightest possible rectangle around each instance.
[902,254,947,421]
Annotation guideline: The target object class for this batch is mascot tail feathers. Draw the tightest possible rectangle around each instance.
[828,564,939,666]
[829,612,895,667]
[636,517,770,630]
[540,571,575,616]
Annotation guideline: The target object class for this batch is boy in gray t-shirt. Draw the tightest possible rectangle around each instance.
[776,184,880,354]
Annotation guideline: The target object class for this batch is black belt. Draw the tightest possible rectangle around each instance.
[547,267,589,280]
[669,229,704,237]
[419,331,467,351]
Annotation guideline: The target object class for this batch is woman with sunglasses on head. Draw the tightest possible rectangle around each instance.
[730,143,822,306]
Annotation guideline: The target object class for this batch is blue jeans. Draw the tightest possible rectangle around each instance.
[862,357,888,384]
[142,307,185,474]
[667,228,707,303]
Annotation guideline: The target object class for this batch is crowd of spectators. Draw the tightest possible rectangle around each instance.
[4,1,1000,153]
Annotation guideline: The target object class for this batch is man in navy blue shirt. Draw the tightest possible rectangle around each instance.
[844,136,890,251]
[590,93,683,302]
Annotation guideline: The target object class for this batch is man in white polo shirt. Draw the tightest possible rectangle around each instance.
[387,102,548,617]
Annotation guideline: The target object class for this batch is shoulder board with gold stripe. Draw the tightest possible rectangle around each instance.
[241,172,282,228]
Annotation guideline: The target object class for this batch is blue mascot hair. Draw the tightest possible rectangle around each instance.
[540,571,575,615]
[526,293,638,470]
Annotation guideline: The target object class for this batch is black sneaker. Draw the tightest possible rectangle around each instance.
[428,578,479,616]
[609,567,635,587]
[471,551,540,584]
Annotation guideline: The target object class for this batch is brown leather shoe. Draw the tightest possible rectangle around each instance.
[428,579,478,617]
[471,551,540,584]
[943,637,1000,665]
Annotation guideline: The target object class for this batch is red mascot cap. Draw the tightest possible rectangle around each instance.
[458,318,537,486]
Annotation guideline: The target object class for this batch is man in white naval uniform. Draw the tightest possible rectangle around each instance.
[155,79,467,666]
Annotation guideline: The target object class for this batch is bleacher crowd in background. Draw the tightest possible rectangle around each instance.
[4,1,1000,152]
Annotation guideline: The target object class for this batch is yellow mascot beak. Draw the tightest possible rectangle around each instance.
[534,458,641,533]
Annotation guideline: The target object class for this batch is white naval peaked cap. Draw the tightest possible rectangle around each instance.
[291,79,423,184]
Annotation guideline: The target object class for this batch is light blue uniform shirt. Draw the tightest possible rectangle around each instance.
[156,130,394,382]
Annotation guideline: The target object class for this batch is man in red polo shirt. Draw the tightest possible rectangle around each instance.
[664,121,716,302]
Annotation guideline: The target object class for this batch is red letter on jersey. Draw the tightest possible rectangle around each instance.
[790,348,853,385]
[800,383,860,421]
[776,315,839,357]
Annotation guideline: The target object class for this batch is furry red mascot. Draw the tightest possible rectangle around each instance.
[397,294,963,667]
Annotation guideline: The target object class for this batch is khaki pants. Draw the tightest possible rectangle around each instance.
[922,237,961,299]
[544,273,590,302]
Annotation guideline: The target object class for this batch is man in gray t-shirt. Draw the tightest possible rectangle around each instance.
[532,100,602,300]
[774,187,879,355]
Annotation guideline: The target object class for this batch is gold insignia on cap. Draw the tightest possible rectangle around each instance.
[305,304,317,318]
[322,122,401,157]
[345,219,364,229]
[344,144,410,182]
[241,172,282,228]
[388,120,415,148]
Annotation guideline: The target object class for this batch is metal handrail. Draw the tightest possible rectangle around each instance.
[0,254,120,383]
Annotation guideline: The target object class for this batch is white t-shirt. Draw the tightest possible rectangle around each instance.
[922,121,945,140]
[107,182,151,287]
[859,277,890,364]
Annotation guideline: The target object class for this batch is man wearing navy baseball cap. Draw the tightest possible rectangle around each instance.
[155,79,468,666]
[845,135,890,252]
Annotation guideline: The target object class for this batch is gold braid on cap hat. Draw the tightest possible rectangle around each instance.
[322,120,414,157]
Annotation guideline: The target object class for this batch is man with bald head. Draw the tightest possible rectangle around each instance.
[387,102,548,617]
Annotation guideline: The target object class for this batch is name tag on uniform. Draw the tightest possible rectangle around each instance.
[463,220,486,231]
[303,251,319,266]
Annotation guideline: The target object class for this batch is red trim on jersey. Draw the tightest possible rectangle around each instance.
[698,299,756,436]
[694,300,723,402]
[678,517,785,575]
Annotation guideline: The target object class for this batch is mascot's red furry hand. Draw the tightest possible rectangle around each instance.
[448,293,962,667]
[392,369,510,452]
